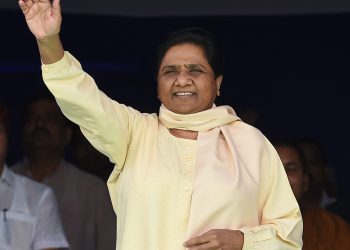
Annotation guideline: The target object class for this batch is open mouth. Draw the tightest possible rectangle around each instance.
[173,91,195,97]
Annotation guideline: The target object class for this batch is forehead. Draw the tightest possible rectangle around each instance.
[161,43,208,65]
[27,99,61,115]
[276,146,301,164]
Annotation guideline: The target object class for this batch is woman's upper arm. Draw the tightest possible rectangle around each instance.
[240,135,303,249]
[42,51,134,167]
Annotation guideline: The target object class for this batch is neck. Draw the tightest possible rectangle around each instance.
[26,154,62,182]
[300,193,323,212]
[169,129,198,140]
[159,105,239,133]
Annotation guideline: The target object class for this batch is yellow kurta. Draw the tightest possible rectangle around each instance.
[42,52,303,250]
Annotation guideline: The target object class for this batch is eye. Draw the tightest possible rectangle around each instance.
[284,163,298,173]
[191,68,202,72]
[45,116,60,124]
[164,69,177,74]
[189,68,204,74]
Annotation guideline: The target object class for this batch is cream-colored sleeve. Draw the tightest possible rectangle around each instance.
[41,51,138,170]
[239,137,303,250]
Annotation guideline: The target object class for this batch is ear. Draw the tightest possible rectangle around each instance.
[215,75,223,90]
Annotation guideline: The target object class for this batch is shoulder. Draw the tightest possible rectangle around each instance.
[226,120,271,152]
[223,121,280,179]
[321,209,350,229]
[9,169,57,211]
[9,160,27,175]
[10,168,52,194]
[116,103,159,123]
[131,108,159,129]
[304,208,350,230]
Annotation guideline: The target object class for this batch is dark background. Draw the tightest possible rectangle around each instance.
[1,10,349,195]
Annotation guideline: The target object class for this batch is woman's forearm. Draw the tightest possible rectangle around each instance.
[37,35,64,64]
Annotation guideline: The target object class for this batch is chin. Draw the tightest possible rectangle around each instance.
[175,108,205,115]
[165,103,210,114]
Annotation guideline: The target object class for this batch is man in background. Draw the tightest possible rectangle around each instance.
[0,102,69,250]
[11,91,116,250]
[274,140,350,250]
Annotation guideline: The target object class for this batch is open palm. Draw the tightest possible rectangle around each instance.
[19,0,61,40]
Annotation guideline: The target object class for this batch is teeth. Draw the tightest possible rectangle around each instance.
[175,92,193,96]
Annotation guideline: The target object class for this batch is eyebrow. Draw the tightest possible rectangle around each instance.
[160,65,181,72]
[184,64,205,70]
[160,64,206,73]
[284,162,297,166]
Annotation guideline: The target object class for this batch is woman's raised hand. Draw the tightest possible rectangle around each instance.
[19,0,61,41]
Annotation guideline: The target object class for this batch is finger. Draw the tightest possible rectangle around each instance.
[200,229,217,237]
[52,0,60,10]
[18,0,30,13]
[188,241,219,250]
[27,1,34,8]
[52,0,61,19]
[27,3,40,18]
[184,235,211,247]
[23,0,34,8]
[18,0,28,12]
[19,0,35,16]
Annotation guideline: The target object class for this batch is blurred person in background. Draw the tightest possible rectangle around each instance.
[297,137,350,222]
[274,139,350,250]
[296,137,337,210]
[70,125,113,182]
[11,91,116,250]
[0,102,68,250]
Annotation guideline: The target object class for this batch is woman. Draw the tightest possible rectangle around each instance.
[19,0,302,249]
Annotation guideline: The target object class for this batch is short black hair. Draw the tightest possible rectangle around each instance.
[22,87,72,127]
[295,136,328,166]
[156,27,223,78]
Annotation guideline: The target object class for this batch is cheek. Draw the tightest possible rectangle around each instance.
[202,83,218,101]
[23,123,35,132]
[287,175,300,192]
[202,78,218,94]
[289,173,305,197]
[287,175,296,187]
[157,80,171,98]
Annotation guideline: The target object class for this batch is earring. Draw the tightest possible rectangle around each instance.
[217,89,221,96]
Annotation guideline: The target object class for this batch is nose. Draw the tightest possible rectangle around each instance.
[34,118,46,128]
[175,72,192,87]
